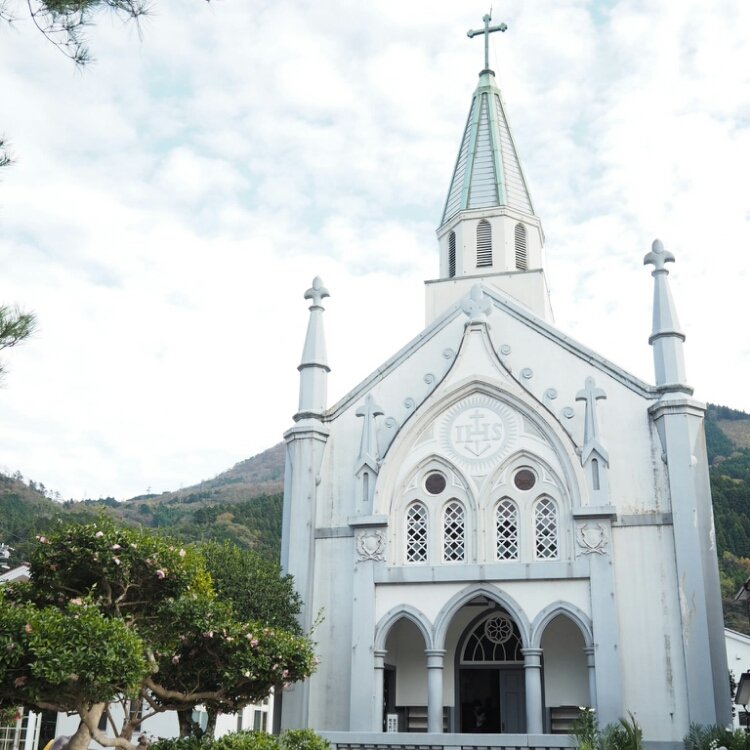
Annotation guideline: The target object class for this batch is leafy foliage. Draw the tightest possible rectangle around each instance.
[684,723,750,750]
[150,730,329,750]
[573,708,643,750]
[0,521,315,749]
[0,305,36,382]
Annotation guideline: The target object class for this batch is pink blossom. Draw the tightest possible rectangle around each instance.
[282,669,289,679]
[112,557,121,565]
[95,531,104,538]
[14,676,27,687]
[155,569,166,579]
[171,655,180,664]
[111,544,122,551]
[70,598,83,606]
[36,535,48,544]
[179,549,186,558]
[24,623,32,633]
[251,639,259,648]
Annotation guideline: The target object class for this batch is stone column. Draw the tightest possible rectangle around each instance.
[522,647,544,734]
[583,646,597,711]
[374,649,387,732]
[425,649,446,733]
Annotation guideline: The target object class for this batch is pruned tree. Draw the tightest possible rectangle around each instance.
[0,521,316,750]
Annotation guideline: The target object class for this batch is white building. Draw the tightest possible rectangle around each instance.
[279,16,730,750]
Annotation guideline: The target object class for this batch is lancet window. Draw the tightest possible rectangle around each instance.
[495,498,519,560]
[443,501,466,562]
[448,231,456,278]
[476,220,492,267]
[514,223,527,270]
[406,502,428,562]
[534,496,558,559]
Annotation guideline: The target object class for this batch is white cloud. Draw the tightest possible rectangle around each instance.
[0,0,747,499]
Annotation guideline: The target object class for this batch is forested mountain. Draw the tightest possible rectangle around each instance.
[3,409,750,632]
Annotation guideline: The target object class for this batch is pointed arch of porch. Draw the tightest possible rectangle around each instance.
[529,601,593,648]
[374,604,434,651]
[433,582,531,650]
[373,377,589,519]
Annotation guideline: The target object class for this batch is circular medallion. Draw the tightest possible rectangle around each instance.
[440,395,517,472]
[484,615,513,644]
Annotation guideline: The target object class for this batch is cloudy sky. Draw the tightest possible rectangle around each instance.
[0,0,748,500]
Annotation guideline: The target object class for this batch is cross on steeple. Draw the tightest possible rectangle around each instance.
[467,12,508,72]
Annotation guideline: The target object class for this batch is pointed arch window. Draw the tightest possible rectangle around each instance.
[443,500,465,562]
[461,613,523,662]
[406,502,428,563]
[448,231,456,278]
[534,497,558,559]
[495,498,519,560]
[514,223,527,270]
[476,220,492,267]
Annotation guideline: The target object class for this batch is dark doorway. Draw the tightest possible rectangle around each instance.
[455,608,528,733]
[458,668,525,732]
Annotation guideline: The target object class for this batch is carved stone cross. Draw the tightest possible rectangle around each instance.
[576,376,606,447]
[304,276,330,308]
[356,393,384,471]
[467,12,508,71]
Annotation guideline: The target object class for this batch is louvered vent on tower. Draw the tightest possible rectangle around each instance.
[477,220,492,267]
[514,223,527,270]
[448,232,456,277]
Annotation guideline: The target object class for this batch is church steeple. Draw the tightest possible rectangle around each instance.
[428,15,552,324]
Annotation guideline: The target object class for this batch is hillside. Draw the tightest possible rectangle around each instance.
[3,408,750,632]
[705,404,750,633]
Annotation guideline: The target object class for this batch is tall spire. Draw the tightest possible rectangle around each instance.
[428,15,551,324]
[441,17,534,226]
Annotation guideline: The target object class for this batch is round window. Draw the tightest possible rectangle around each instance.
[424,471,447,495]
[513,469,536,491]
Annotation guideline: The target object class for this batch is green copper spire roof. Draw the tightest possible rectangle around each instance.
[441,68,535,225]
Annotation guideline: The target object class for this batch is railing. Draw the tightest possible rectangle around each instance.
[321,731,578,750]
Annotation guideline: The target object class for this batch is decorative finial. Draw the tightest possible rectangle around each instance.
[467,11,508,72]
[304,276,330,308]
[461,284,493,323]
[643,238,675,275]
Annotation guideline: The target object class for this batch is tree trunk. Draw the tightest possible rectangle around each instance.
[68,705,104,750]
[204,710,218,739]
[177,709,201,739]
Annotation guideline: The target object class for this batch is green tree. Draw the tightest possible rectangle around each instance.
[0,305,36,382]
[0,521,316,750]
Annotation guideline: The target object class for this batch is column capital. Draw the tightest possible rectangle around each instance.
[583,646,595,667]
[425,648,447,668]
[522,647,543,667]
[374,649,387,669]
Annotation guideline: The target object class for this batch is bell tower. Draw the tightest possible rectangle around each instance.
[426,14,552,323]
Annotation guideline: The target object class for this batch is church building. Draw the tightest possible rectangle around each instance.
[279,15,730,748]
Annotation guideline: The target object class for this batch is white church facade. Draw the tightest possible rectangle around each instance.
[279,17,730,749]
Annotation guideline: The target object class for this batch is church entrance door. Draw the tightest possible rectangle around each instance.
[456,610,527,733]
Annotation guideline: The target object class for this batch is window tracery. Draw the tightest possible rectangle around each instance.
[495,498,519,560]
[406,502,428,562]
[534,496,559,559]
[443,501,466,562]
